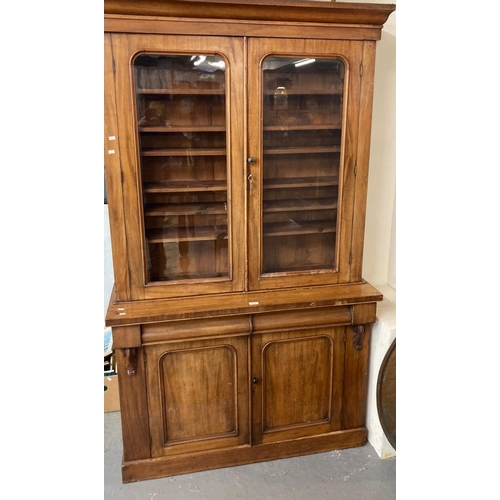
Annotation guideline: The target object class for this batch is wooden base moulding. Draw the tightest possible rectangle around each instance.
[122,428,368,483]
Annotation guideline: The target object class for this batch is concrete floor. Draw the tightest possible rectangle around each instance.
[104,412,396,499]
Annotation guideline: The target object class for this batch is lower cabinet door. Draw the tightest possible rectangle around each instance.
[251,326,345,445]
[145,336,249,458]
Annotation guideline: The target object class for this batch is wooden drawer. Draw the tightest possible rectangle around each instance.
[142,315,251,344]
[252,306,352,333]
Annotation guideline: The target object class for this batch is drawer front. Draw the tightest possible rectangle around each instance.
[252,306,352,333]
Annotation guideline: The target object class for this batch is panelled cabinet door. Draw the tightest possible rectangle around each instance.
[247,38,363,290]
[251,327,345,445]
[145,336,249,457]
[110,34,245,300]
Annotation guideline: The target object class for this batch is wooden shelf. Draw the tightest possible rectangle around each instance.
[146,225,228,243]
[145,202,227,216]
[143,180,227,193]
[264,146,340,155]
[151,271,228,281]
[265,263,336,273]
[263,198,337,212]
[264,90,341,95]
[140,125,226,133]
[264,124,340,131]
[137,88,225,95]
[263,220,336,237]
[264,176,339,189]
[142,148,226,157]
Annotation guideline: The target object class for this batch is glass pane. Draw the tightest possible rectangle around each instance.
[261,56,344,274]
[134,54,228,282]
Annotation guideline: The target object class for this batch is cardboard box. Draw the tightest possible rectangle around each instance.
[104,373,120,413]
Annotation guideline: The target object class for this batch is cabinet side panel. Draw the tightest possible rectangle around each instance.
[110,33,147,300]
[105,33,131,301]
[342,324,371,429]
[115,347,151,461]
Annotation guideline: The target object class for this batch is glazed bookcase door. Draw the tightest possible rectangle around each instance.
[110,34,245,299]
[247,39,363,290]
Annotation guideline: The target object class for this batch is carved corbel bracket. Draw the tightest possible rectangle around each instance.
[123,347,138,376]
[353,325,365,350]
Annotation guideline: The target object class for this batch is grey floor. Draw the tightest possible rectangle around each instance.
[105,412,396,499]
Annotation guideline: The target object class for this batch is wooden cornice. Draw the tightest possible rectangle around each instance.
[104,0,396,27]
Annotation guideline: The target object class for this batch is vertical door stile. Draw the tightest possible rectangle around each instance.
[349,40,378,282]
[227,36,247,293]
[243,36,249,292]
[337,41,364,284]
[246,38,262,292]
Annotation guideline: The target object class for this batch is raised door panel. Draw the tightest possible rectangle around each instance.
[109,34,245,300]
[247,38,364,291]
[251,327,345,445]
[146,336,249,457]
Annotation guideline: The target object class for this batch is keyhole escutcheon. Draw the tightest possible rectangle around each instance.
[247,173,254,195]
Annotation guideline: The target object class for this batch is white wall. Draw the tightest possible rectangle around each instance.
[310,1,396,289]
[104,204,114,320]
[359,3,396,288]
[387,193,396,289]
